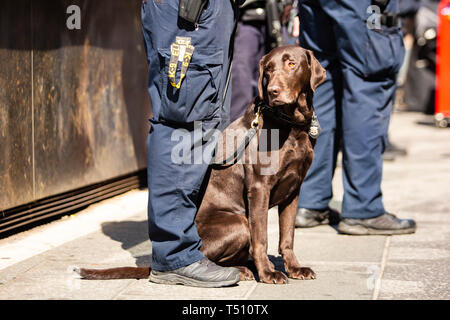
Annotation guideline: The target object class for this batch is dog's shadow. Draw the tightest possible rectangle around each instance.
[239,255,287,282]
[268,255,287,274]
[101,220,153,267]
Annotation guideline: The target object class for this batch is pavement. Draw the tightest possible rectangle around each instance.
[0,111,449,300]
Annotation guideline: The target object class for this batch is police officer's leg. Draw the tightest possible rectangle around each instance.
[339,68,394,219]
[142,0,241,284]
[230,21,266,122]
[324,0,416,234]
[296,1,341,227]
[327,0,395,219]
[297,66,340,209]
[337,67,415,234]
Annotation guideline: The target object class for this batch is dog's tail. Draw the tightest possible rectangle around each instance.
[73,266,150,280]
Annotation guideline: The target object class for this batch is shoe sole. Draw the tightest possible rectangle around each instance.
[337,223,416,235]
[149,271,240,288]
[295,221,324,228]
[295,217,329,228]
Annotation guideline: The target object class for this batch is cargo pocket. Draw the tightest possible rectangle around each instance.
[364,26,405,77]
[158,47,224,124]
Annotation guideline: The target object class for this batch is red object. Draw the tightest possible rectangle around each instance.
[436,0,450,126]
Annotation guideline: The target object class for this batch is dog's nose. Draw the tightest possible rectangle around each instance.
[267,85,281,98]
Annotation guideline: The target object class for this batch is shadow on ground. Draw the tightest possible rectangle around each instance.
[101,220,152,267]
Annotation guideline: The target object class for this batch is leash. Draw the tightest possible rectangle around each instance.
[211,104,262,167]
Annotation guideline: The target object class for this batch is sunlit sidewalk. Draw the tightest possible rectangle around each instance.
[0,112,448,300]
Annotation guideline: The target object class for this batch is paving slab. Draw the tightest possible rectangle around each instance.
[377,212,450,300]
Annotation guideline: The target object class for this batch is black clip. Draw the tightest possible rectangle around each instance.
[178,0,208,28]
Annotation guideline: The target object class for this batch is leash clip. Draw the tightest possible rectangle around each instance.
[252,105,262,128]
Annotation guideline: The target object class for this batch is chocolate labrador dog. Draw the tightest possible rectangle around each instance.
[75,45,326,284]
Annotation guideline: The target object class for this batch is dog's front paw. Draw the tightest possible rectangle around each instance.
[236,266,255,281]
[287,267,316,280]
[259,270,289,284]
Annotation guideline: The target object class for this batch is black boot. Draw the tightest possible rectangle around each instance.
[337,212,416,235]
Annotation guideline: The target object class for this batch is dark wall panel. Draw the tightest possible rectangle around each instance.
[0,0,151,210]
[0,1,34,211]
[31,0,151,199]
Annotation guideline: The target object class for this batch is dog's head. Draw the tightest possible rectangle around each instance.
[258,45,326,121]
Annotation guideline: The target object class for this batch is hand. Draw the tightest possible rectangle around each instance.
[292,16,300,38]
[280,4,293,26]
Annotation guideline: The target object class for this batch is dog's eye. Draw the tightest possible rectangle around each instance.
[288,61,296,68]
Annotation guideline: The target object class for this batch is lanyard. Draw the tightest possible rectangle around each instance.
[168,37,195,89]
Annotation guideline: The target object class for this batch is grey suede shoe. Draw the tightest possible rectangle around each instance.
[149,258,240,288]
[337,212,416,235]
[295,207,341,228]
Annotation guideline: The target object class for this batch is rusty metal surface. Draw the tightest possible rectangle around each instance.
[0,0,152,211]
[0,1,34,211]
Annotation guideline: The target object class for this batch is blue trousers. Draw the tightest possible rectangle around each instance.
[230,22,266,122]
[297,0,405,219]
[141,0,236,271]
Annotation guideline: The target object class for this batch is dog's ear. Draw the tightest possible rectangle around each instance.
[258,54,267,100]
[305,49,326,92]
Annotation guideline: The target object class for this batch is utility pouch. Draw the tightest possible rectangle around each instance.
[178,0,208,26]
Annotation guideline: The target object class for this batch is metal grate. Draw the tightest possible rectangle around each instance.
[0,170,147,237]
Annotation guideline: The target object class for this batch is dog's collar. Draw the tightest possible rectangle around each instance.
[254,97,321,139]
[210,98,321,167]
